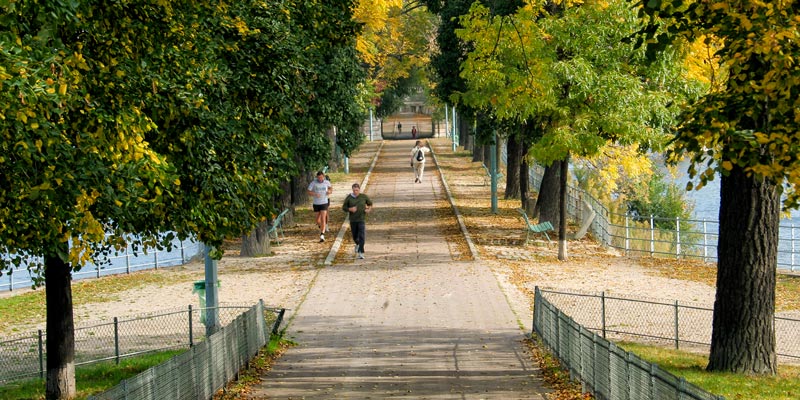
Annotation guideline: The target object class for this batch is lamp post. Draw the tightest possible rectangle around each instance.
[204,247,219,336]
[444,104,450,139]
[369,108,374,141]
[490,131,498,214]
[451,106,457,152]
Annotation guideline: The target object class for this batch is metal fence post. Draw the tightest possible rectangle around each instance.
[601,291,607,339]
[181,239,186,264]
[792,225,796,272]
[114,317,120,365]
[674,301,679,349]
[189,305,194,348]
[676,217,681,258]
[9,269,13,291]
[38,329,44,379]
[272,308,286,336]
[649,215,655,256]
[154,250,159,270]
[624,215,630,254]
[125,245,131,274]
[650,363,657,399]
[703,219,708,261]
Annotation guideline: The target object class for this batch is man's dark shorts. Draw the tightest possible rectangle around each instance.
[313,203,329,212]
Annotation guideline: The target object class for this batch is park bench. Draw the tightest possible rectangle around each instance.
[517,208,553,245]
[267,209,291,244]
[481,163,504,186]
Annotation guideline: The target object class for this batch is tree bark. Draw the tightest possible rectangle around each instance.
[241,220,271,257]
[45,246,76,400]
[458,114,469,150]
[505,134,522,199]
[521,138,532,212]
[328,127,339,170]
[472,142,483,162]
[533,159,563,230]
[558,152,569,261]
[290,175,309,211]
[707,165,778,374]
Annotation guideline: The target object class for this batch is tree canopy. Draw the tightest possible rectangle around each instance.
[0,0,364,396]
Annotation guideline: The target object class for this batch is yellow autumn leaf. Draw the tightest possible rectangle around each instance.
[721,161,733,171]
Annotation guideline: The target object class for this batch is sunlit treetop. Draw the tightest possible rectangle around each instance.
[639,0,800,209]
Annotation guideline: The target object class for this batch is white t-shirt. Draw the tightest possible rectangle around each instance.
[308,179,332,205]
[411,146,429,163]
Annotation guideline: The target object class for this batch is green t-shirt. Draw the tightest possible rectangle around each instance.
[342,193,373,222]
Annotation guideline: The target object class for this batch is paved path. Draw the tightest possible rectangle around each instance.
[250,140,548,399]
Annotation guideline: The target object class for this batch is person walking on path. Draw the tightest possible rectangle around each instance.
[411,125,417,139]
[307,171,332,242]
[254,140,547,398]
[342,182,372,259]
[410,140,430,183]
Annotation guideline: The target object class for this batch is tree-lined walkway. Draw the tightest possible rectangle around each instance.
[249,140,548,398]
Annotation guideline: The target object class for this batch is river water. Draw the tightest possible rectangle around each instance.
[672,161,800,271]
[673,161,800,223]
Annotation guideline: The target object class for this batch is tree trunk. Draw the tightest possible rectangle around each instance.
[45,247,76,400]
[533,159,562,230]
[482,145,491,166]
[328,127,339,170]
[558,152,569,261]
[472,143,483,162]
[505,134,522,199]
[521,138,532,212]
[241,220,271,257]
[458,114,469,150]
[290,175,309,211]
[707,165,778,374]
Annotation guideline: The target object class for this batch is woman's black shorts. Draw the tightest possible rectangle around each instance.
[313,203,329,212]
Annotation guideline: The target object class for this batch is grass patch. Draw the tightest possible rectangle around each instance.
[777,274,800,311]
[0,270,194,332]
[0,350,184,400]
[619,342,800,400]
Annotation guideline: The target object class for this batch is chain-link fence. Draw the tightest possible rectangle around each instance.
[537,287,800,362]
[0,302,285,384]
[528,164,800,272]
[534,287,725,400]
[89,301,276,400]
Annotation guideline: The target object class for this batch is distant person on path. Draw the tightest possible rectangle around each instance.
[411,126,417,139]
[410,140,430,183]
[397,122,402,135]
[308,171,332,242]
[342,183,373,259]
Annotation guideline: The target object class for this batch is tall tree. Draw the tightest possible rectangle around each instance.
[637,0,800,374]
[456,0,695,258]
[0,1,363,397]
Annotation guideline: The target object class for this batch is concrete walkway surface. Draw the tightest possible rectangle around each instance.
[248,140,549,399]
